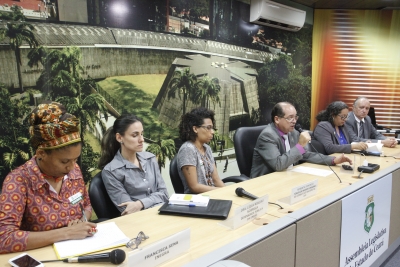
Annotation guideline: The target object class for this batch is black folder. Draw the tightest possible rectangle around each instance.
[158,199,232,220]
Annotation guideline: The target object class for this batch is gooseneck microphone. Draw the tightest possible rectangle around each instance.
[295,123,342,183]
[63,249,126,264]
[235,187,258,200]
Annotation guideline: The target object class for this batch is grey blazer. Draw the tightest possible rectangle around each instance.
[250,123,334,178]
[345,111,385,141]
[313,121,354,154]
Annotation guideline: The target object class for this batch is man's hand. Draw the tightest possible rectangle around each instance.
[333,153,353,165]
[298,132,311,147]
[382,138,397,148]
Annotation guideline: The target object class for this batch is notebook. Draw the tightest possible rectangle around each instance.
[53,222,130,259]
[158,199,232,220]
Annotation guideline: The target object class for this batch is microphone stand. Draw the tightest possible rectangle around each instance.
[308,141,342,183]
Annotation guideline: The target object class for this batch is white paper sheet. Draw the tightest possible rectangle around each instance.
[53,222,130,259]
[289,166,333,177]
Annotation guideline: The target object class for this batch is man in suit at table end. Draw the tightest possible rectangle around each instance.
[345,97,397,148]
[250,102,352,178]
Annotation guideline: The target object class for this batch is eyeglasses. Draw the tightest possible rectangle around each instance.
[126,231,149,250]
[337,115,348,120]
[198,125,217,132]
[280,115,299,122]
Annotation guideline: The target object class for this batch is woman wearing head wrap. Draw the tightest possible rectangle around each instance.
[0,102,96,254]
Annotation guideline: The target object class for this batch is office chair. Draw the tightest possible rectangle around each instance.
[169,156,248,194]
[89,171,121,221]
[233,125,266,178]
[169,156,184,194]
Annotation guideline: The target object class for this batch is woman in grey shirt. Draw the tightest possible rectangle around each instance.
[177,107,224,194]
[98,114,169,215]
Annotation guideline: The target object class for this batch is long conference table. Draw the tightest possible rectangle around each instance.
[1,147,400,267]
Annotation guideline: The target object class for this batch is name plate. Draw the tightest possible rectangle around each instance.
[128,228,190,267]
[220,194,269,230]
[278,179,318,206]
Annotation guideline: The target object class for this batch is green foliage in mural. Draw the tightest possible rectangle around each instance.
[0,86,32,188]
[191,76,221,109]
[80,142,100,184]
[167,68,197,116]
[146,139,176,172]
[98,77,178,141]
[27,46,108,182]
[258,53,311,128]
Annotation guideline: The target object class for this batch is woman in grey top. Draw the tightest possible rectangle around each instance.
[98,114,169,215]
[177,107,224,194]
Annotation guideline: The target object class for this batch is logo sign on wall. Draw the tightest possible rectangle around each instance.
[339,174,392,267]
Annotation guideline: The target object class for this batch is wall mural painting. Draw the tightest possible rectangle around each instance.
[0,0,312,186]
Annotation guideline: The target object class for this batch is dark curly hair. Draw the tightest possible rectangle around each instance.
[179,107,216,142]
[316,101,348,124]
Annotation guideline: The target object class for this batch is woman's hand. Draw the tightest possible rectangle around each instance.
[66,221,97,239]
[351,142,368,151]
[119,201,144,215]
[333,153,353,165]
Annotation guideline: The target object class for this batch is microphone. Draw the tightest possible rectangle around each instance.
[63,249,126,264]
[295,123,304,133]
[295,123,311,144]
[235,187,258,200]
[295,123,342,183]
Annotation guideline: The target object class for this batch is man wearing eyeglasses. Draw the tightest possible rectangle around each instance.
[250,102,352,178]
[345,97,397,148]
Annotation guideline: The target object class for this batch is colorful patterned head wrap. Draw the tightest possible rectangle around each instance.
[29,102,81,150]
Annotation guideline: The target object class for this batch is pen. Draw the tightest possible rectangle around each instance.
[79,202,88,222]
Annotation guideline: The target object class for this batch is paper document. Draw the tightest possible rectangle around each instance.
[289,166,333,177]
[53,222,130,259]
[168,194,210,207]
[366,143,383,153]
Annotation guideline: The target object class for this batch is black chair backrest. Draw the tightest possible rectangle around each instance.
[309,139,327,155]
[169,156,184,194]
[234,125,266,177]
[89,172,121,220]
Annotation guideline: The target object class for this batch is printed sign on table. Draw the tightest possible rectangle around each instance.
[340,174,392,267]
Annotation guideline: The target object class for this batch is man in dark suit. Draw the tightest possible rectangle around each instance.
[250,102,352,178]
[346,97,397,148]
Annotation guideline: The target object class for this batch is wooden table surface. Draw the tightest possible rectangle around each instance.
[1,147,399,266]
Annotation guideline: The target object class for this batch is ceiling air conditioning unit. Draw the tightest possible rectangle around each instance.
[250,0,306,32]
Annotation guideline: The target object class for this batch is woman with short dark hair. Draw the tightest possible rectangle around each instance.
[313,101,368,154]
[177,107,224,194]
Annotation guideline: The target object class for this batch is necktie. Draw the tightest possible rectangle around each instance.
[283,134,290,152]
[359,121,364,138]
